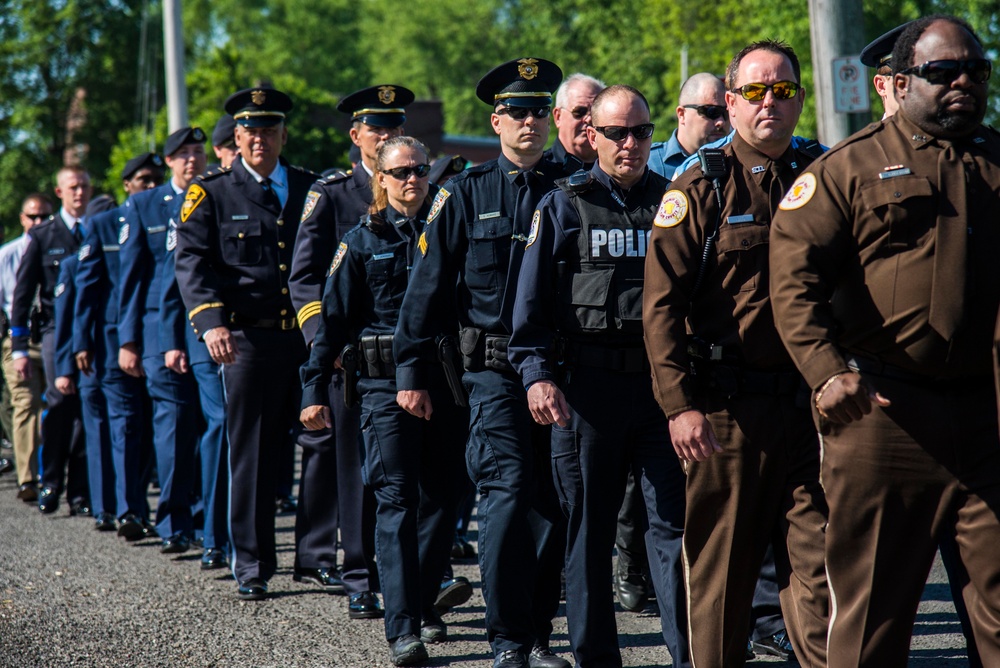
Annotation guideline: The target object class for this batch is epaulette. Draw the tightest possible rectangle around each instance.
[324,170,352,183]
[198,168,229,183]
[457,162,494,180]
[814,121,884,161]
[795,139,826,161]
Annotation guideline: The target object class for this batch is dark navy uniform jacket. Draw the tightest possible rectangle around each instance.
[10,214,82,353]
[300,204,427,408]
[118,183,181,350]
[543,138,589,175]
[175,157,319,335]
[53,253,80,380]
[74,204,129,366]
[290,167,372,345]
[159,216,211,364]
[394,153,565,390]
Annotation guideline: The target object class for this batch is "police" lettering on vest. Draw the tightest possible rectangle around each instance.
[590,228,651,259]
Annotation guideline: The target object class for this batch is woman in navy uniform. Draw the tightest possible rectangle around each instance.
[301,137,467,667]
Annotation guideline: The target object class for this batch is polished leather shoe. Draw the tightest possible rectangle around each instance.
[117,514,145,541]
[141,519,158,538]
[420,611,447,644]
[494,649,528,668]
[201,548,228,570]
[0,457,13,475]
[451,538,476,559]
[69,497,91,517]
[348,591,384,619]
[293,567,345,593]
[751,630,794,660]
[389,634,428,666]
[17,482,38,502]
[94,512,117,531]
[528,644,570,668]
[161,532,191,554]
[38,487,58,514]
[275,494,297,514]
[433,576,472,613]
[614,568,649,613]
[238,578,268,601]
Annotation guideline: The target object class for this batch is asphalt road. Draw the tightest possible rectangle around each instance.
[0,463,975,667]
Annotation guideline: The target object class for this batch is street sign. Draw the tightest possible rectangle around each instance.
[832,56,870,113]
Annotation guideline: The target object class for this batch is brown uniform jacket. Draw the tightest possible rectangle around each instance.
[770,113,1000,390]
[643,131,818,417]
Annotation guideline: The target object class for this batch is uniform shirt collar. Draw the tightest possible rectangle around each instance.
[241,157,287,188]
[169,179,185,196]
[498,152,546,184]
[590,163,651,201]
[731,130,797,185]
[59,207,80,231]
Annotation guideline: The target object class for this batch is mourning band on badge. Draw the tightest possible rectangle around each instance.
[181,184,207,223]
[654,190,688,228]
[779,173,817,211]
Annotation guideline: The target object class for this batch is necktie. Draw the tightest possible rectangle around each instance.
[396,217,418,271]
[261,178,282,211]
[928,142,968,340]
[767,161,788,215]
[499,170,543,329]
[73,222,84,243]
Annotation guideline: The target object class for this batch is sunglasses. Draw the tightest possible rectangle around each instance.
[682,104,729,120]
[21,213,51,221]
[592,124,655,141]
[731,81,801,101]
[899,59,992,86]
[567,105,591,120]
[497,106,551,121]
[382,164,431,180]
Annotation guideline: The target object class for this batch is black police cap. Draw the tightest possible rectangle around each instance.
[337,85,415,128]
[164,127,207,158]
[428,154,467,185]
[224,88,294,127]
[212,113,237,147]
[476,58,562,108]
[122,152,164,180]
[861,22,912,68]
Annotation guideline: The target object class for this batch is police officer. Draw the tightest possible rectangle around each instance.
[289,84,417,615]
[771,16,1000,666]
[301,136,468,666]
[209,113,239,171]
[75,154,164,532]
[544,73,605,173]
[643,40,829,667]
[11,166,91,515]
[394,58,570,668]
[648,73,730,179]
[119,128,205,550]
[175,87,318,601]
[509,85,689,668]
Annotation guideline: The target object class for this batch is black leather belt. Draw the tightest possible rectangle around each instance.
[229,313,298,330]
[574,343,648,373]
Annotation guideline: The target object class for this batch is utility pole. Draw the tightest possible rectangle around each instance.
[163,0,189,132]
[808,0,868,146]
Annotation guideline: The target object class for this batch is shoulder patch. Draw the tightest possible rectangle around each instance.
[78,244,91,261]
[329,242,348,276]
[526,210,541,247]
[779,173,817,211]
[301,191,321,222]
[654,190,688,228]
[427,188,450,223]
[180,184,206,223]
[118,223,129,245]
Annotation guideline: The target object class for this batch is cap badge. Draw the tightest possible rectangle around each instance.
[517,58,539,80]
[193,128,205,141]
[378,86,396,105]
[251,89,266,106]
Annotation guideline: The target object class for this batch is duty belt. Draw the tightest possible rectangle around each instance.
[359,334,395,378]
[459,327,513,373]
[573,343,648,373]
[695,363,800,397]
[229,313,298,330]
[845,355,991,392]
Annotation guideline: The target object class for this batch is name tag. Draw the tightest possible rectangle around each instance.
[147,225,166,233]
[231,215,249,221]
[478,212,501,220]
[47,248,65,255]
[102,245,120,252]
[371,252,394,261]
[879,167,912,180]
[727,214,755,225]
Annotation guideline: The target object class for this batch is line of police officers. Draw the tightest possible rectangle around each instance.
[21,14,1000,667]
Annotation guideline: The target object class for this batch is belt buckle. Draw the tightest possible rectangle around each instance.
[708,344,723,362]
[280,318,295,331]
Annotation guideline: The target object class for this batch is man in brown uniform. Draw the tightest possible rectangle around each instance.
[771,15,1000,667]
[643,40,829,668]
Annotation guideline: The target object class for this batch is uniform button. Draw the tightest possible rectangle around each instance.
[281,288,289,295]
[742,239,749,247]
[279,263,287,271]
[238,232,245,239]
[278,241,285,249]
[894,192,901,198]
[277,219,284,226]
[280,309,288,316]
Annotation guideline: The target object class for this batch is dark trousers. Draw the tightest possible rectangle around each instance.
[464,369,566,656]
[192,359,227,550]
[553,365,688,668]
[223,327,306,583]
[39,329,86,500]
[295,371,377,594]
[78,374,114,516]
[103,368,151,519]
[359,376,467,641]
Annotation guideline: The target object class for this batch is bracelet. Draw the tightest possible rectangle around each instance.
[813,372,847,416]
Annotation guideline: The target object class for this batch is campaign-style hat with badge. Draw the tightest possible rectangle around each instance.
[225,87,294,128]
[861,22,912,68]
[476,57,563,108]
[122,152,164,180]
[337,85,415,128]
[164,127,207,157]
[211,113,237,147]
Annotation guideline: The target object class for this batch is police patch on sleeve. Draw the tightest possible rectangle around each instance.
[779,173,816,211]
[328,242,348,276]
[118,224,129,245]
[166,227,178,252]
[78,244,91,261]
[654,190,688,228]
[427,188,450,223]
[180,184,206,223]
[525,210,540,247]
[301,190,321,222]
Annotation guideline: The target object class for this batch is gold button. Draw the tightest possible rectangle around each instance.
[279,263,287,271]
[278,241,285,249]
[280,309,288,316]
[281,288,288,295]
[277,219,284,226]
[238,232,245,239]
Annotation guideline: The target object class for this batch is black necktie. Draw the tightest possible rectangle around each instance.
[73,222,83,243]
[499,170,543,329]
[262,178,281,211]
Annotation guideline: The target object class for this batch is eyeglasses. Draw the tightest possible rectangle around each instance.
[21,213,51,221]
[682,104,729,120]
[567,105,591,120]
[497,106,551,121]
[592,124,655,141]
[381,164,431,180]
[899,59,992,86]
[730,81,801,101]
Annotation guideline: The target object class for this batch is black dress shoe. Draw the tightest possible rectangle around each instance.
[494,650,528,668]
[201,548,228,570]
[17,482,38,502]
[420,610,447,644]
[161,532,191,554]
[237,578,268,600]
[751,630,794,660]
[0,457,13,475]
[746,640,756,661]
[389,634,428,666]
[38,487,58,514]
[293,567,345,593]
[451,538,476,559]
[69,497,91,517]
[275,494,297,514]
[117,514,145,541]
[528,644,570,668]
[94,512,117,531]
[614,568,649,612]
[434,576,473,614]
[348,591,384,619]
[141,519,158,539]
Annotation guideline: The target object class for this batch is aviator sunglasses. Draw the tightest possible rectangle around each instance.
[682,104,729,120]
[899,59,992,86]
[731,81,801,101]
[497,106,551,121]
[592,124,655,141]
[567,105,591,119]
[382,164,432,180]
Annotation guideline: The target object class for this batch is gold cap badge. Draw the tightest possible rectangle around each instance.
[517,58,539,80]
[377,86,396,105]
[251,89,266,106]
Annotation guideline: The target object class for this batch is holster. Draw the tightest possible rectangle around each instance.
[340,344,361,408]
[437,335,468,407]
